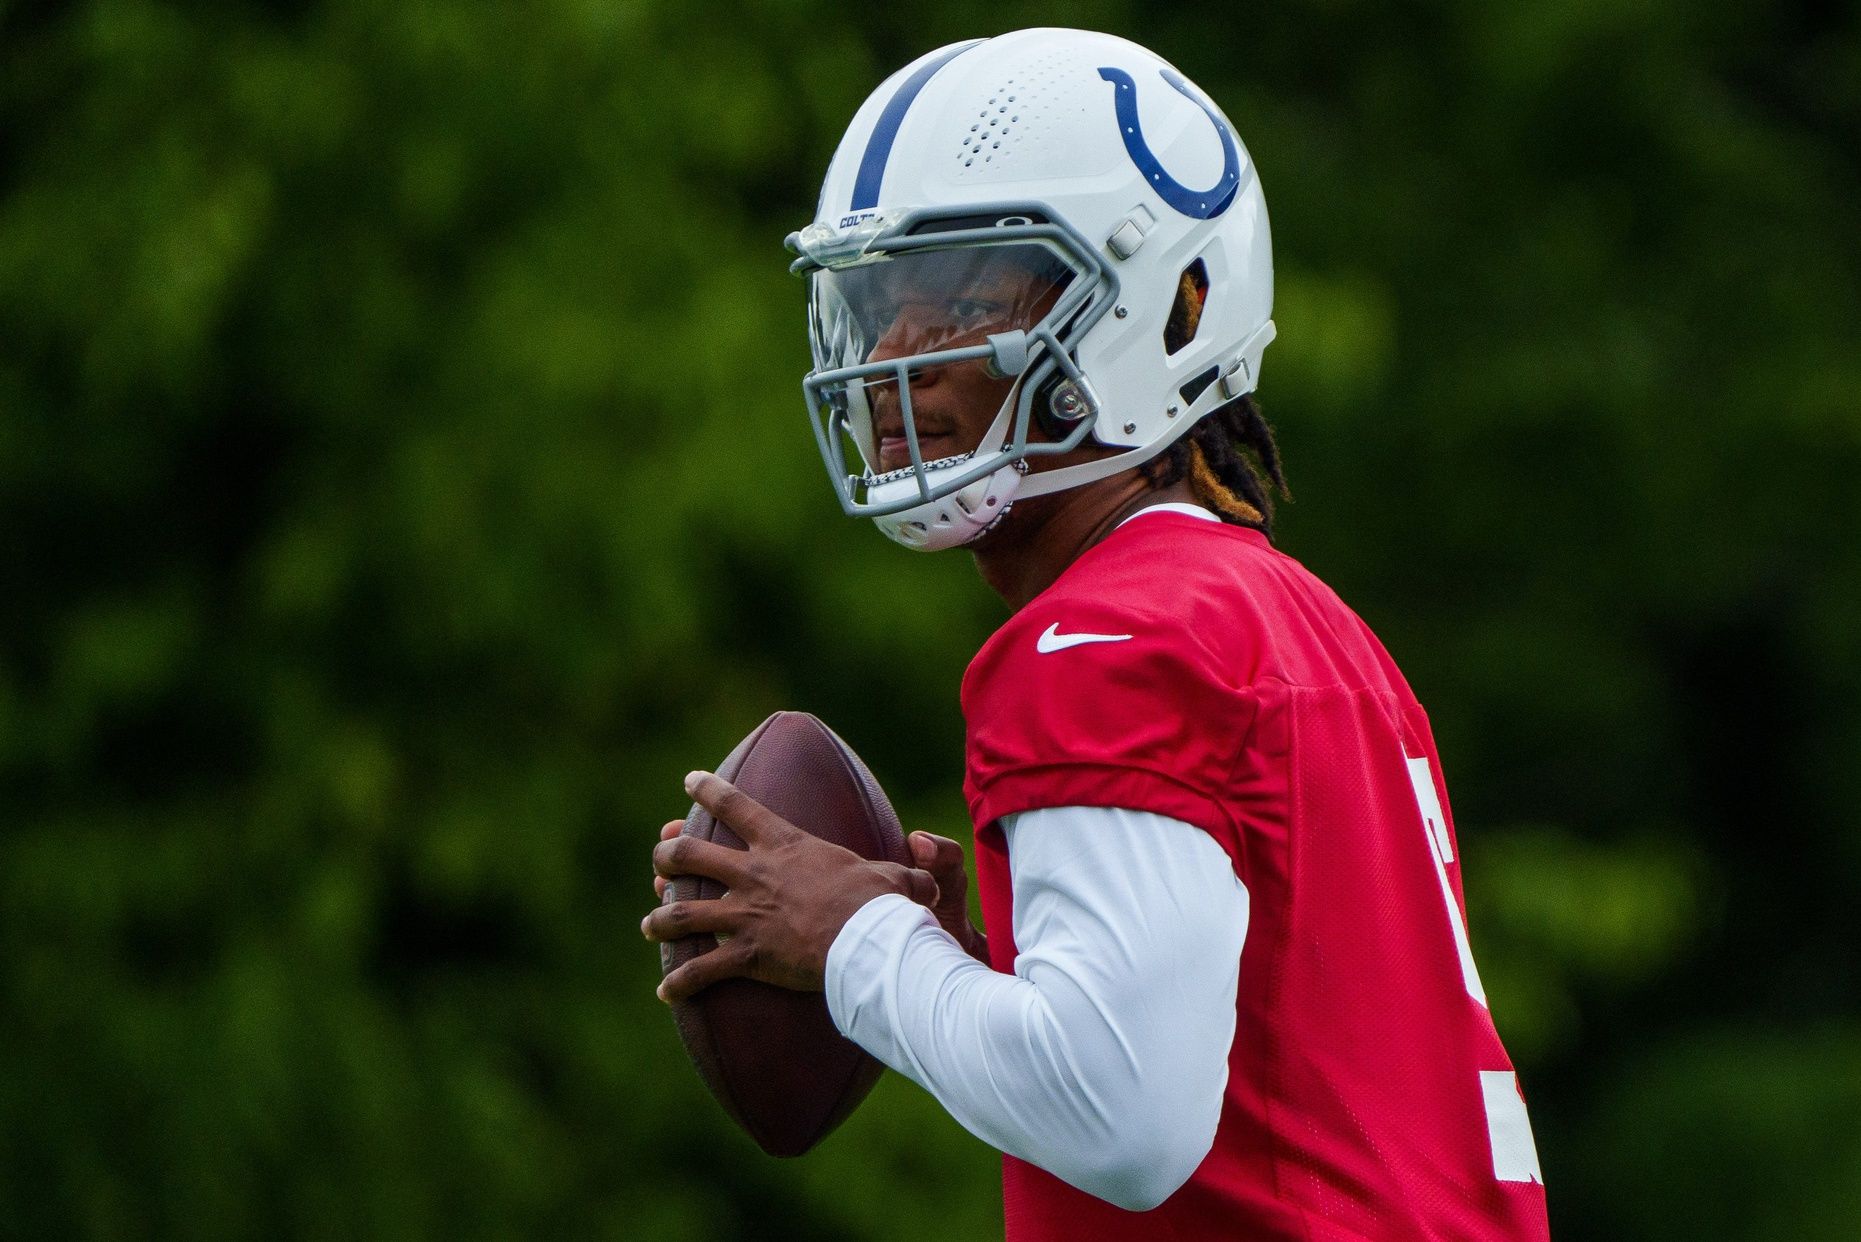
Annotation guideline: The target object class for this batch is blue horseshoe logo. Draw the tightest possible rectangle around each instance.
[1097,67,1242,219]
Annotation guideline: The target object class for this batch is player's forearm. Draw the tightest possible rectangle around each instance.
[824,807,1248,1212]
[826,893,1209,1210]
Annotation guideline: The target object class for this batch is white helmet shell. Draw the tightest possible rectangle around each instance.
[795,28,1274,548]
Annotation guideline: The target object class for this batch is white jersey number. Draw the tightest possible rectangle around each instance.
[1404,756,1487,1006]
[1404,755,1544,1185]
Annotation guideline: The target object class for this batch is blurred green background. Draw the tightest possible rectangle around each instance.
[3,0,1858,1237]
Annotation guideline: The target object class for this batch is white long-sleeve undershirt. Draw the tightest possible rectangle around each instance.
[823,806,1249,1212]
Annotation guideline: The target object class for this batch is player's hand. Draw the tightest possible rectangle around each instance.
[908,831,990,965]
[652,817,683,901]
[644,771,940,1003]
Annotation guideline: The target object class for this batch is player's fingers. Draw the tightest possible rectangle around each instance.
[656,939,750,1004]
[653,820,683,897]
[641,899,740,943]
[652,834,750,887]
[878,862,940,909]
[684,771,791,845]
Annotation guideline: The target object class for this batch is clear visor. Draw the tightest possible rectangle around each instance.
[807,243,1076,472]
[809,243,1075,372]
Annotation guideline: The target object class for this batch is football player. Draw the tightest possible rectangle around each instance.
[644,28,1551,1240]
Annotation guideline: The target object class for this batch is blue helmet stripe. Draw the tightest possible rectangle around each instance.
[850,40,984,212]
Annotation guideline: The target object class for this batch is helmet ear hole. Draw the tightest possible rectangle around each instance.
[1033,408,1062,440]
[1164,258,1211,355]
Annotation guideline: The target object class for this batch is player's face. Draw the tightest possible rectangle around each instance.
[862,251,1066,474]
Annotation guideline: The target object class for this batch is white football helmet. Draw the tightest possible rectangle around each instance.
[789,27,1275,551]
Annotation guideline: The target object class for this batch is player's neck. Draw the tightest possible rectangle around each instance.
[971,474,1199,610]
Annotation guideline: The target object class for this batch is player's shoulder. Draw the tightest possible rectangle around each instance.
[1039,506,1290,645]
[1086,508,1417,702]
[964,510,1272,696]
[1058,506,1280,597]
[966,505,1401,703]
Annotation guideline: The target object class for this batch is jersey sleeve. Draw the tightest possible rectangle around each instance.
[961,594,1256,865]
[823,806,1248,1211]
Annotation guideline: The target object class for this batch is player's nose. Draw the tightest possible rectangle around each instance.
[867,306,949,366]
[868,324,916,370]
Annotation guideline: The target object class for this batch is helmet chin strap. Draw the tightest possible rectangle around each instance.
[1011,436,1161,500]
[868,393,1026,552]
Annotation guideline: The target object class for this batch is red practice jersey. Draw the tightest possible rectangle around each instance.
[963,511,1550,1241]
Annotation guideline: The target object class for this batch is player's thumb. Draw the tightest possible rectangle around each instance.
[908,832,965,885]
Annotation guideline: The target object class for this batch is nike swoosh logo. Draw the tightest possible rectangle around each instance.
[1036,623,1134,653]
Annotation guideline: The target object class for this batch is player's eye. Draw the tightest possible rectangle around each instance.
[947,298,1002,324]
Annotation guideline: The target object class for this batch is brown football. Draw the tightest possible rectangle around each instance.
[661,711,908,1157]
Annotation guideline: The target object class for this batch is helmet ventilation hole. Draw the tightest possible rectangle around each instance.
[1164,258,1211,356]
[955,79,1040,168]
[1178,365,1220,406]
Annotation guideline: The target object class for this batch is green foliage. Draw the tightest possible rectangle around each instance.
[1,0,1857,1238]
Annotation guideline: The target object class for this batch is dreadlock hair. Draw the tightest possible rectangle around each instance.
[1143,394,1289,535]
[1142,266,1290,536]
